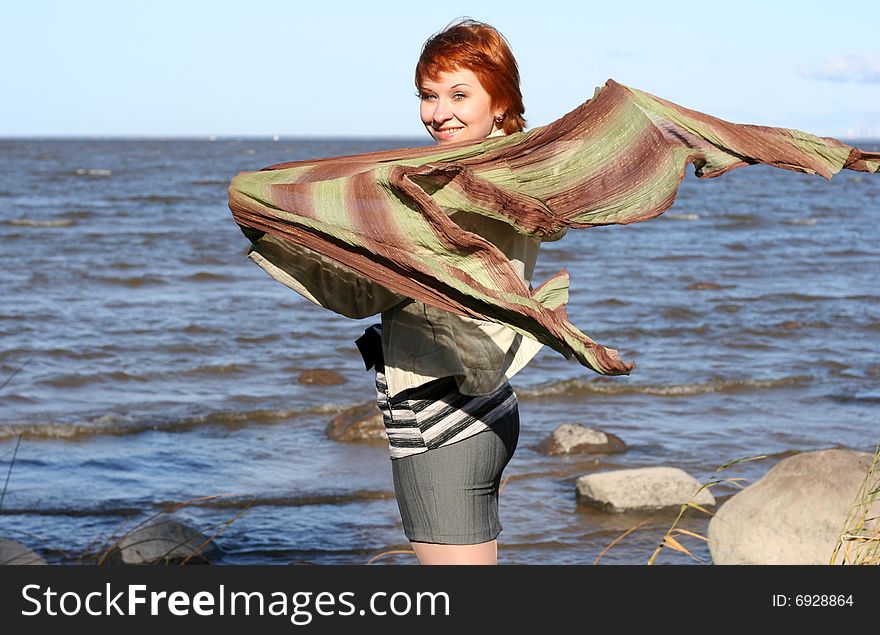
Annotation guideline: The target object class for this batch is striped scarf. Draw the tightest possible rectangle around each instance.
[228,79,879,376]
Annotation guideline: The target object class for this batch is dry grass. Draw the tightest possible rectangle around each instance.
[596,453,768,565]
[84,494,252,565]
[0,434,23,515]
[600,442,880,566]
[830,440,880,565]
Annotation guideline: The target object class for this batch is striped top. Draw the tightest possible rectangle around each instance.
[374,365,518,460]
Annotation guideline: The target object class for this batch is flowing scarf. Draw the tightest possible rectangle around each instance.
[228,79,879,376]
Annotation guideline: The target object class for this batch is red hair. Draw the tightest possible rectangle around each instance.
[415,18,526,135]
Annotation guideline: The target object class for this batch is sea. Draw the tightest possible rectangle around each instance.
[1,136,878,565]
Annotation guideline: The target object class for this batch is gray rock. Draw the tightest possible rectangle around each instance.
[708,448,879,564]
[298,369,346,385]
[110,519,221,564]
[0,538,47,565]
[537,423,627,455]
[325,401,387,443]
[576,466,716,512]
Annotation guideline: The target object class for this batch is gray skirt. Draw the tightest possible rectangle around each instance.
[377,372,520,544]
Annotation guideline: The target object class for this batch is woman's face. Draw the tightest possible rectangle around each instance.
[419,67,502,145]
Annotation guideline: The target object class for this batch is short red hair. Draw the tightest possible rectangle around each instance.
[415,18,526,135]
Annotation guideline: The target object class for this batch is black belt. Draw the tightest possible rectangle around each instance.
[354,323,384,371]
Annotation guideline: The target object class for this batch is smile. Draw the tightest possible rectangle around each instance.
[435,127,464,138]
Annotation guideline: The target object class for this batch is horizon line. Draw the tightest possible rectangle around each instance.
[2,134,878,144]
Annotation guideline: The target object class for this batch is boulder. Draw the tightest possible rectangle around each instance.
[0,538,47,565]
[537,423,626,455]
[576,466,716,512]
[298,369,346,385]
[108,519,221,564]
[325,401,387,443]
[708,448,879,564]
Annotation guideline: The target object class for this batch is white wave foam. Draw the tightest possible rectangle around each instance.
[7,218,75,227]
[516,375,812,399]
[782,217,818,225]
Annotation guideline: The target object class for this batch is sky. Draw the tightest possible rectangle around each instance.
[2,0,877,139]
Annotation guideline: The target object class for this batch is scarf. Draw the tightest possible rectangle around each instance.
[228,78,879,376]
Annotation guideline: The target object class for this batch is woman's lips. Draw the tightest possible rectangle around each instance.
[435,127,464,140]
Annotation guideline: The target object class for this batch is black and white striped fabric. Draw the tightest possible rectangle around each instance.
[374,368,518,460]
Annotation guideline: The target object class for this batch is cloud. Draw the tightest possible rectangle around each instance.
[800,52,880,84]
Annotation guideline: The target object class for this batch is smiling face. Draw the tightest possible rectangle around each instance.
[419,68,503,145]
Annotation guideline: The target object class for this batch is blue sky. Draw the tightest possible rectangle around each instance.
[2,0,877,139]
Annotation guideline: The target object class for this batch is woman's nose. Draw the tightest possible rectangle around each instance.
[431,99,453,124]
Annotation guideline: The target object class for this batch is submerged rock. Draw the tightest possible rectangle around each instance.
[107,519,221,565]
[325,401,387,443]
[537,423,626,455]
[0,538,47,565]
[708,448,879,565]
[576,466,715,512]
[298,369,346,385]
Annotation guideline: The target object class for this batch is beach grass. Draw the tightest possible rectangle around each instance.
[84,494,252,565]
[594,453,767,565]
[599,442,880,565]
[830,439,880,565]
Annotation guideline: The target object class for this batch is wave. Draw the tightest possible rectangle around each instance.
[235,333,282,345]
[115,194,187,204]
[515,374,812,400]
[594,297,628,307]
[60,209,96,220]
[0,489,396,517]
[661,306,702,320]
[665,213,700,220]
[743,320,832,335]
[5,218,75,227]
[718,213,761,224]
[686,281,729,290]
[90,275,165,287]
[74,168,111,177]
[179,364,251,378]
[782,217,818,225]
[38,371,156,388]
[186,271,236,282]
[0,402,351,441]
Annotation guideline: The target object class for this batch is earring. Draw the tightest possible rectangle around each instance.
[494,114,504,123]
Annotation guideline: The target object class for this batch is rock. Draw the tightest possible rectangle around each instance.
[708,448,879,565]
[537,423,626,455]
[299,369,346,385]
[0,538,47,565]
[325,401,387,443]
[576,466,716,512]
[108,519,221,564]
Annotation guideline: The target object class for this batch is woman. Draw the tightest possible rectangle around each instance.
[362,18,559,565]
[243,17,552,565]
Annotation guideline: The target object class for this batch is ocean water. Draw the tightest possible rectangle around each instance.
[0,136,878,565]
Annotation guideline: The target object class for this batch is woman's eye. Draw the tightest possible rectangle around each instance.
[453,93,465,100]
[420,93,435,101]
